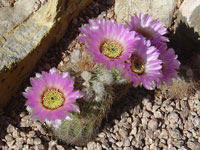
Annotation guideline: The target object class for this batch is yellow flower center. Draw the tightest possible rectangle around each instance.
[131,55,145,74]
[136,27,154,40]
[42,89,64,110]
[101,41,123,58]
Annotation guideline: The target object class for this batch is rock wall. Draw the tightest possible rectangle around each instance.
[0,0,92,110]
[114,0,178,27]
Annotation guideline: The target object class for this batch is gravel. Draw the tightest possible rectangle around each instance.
[0,0,200,150]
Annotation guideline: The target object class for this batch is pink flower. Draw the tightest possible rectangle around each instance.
[78,18,140,70]
[127,13,168,46]
[23,68,82,127]
[122,39,163,90]
[156,44,180,87]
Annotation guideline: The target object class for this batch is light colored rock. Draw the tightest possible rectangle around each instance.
[123,139,130,147]
[176,0,200,34]
[87,142,97,150]
[192,117,200,128]
[5,134,13,142]
[169,128,182,139]
[168,112,179,124]
[118,128,128,138]
[96,143,102,150]
[187,141,200,150]
[27,138,34,145]
[56,145,65,150]
[116,141,123,147]
[148,119,158,130]
[173,0,200,54]
[114,0,178,27]
[0,0,15,8]
[33,138,41,145]
[0,0,92,110]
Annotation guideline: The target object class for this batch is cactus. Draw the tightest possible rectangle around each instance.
[54,49,130,145]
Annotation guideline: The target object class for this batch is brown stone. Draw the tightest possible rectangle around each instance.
[0,0,92,110]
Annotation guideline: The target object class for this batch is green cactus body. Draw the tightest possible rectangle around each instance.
[55,50,131,145]
[52,95,112,145]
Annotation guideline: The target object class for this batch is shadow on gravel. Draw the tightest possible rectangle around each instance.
[100,87,154,149]
[0,0,113,148]
[104,87,154,125]
[169,21,200,83]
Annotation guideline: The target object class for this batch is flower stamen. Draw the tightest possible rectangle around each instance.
[42,89,64,110]
[101,41,123,58]
[131,55,145,74]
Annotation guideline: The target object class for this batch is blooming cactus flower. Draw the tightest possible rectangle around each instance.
[23,68,82,128]
[156,44,180,87]
[127,13,168,46]
[78,18,106,42]
[122,39,163,90]
[78,18,140,70]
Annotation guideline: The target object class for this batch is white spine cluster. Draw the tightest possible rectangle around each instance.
[81,87,94,102]
[92,81,105,102]
[70,49,80,64]
[98,69,114,85]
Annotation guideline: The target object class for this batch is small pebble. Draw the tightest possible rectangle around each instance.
[33,138,41,145]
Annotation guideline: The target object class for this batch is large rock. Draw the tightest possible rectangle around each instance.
[114,0,178,27]
[172,0,200,62]
[0,0,92,110]
[175,0,200,35]
[171,0,200,80]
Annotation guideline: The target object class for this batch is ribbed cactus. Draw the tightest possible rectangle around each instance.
[53,49,130,145]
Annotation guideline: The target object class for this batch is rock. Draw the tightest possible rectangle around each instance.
[5,134,13,142]
[96,143,102,150]
[12,130,19,138]
[34,144,44,150]
[118,128,128,138]
[192,117,200,128]
[150,143,159,150]
[0,0,15,7]
[146,129,154,139]
[6,124,14,133]
[116,141,123,147]
[7,140,15,147]
[159,129,169,139]
[0,0,92,110]
[148,119,158,130]
[49,140,57,148]
[154,111,163,119]
[33,138,41,145]
[56,145,65,150]
[169,128,182,139]
[123,139,130,147]
[27,131,35,138]
[176,0,200,34]
[168,112,179,124]
[130,127,137,135]
[123,147,131,150]
[108,137,115,143]
[187,141,200,150]
[87,142,96,150]
[114,0,178,27]
[172,0,200,63]
[27,138,34,145]
[98,133,106,138]
[23,144,29,150]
